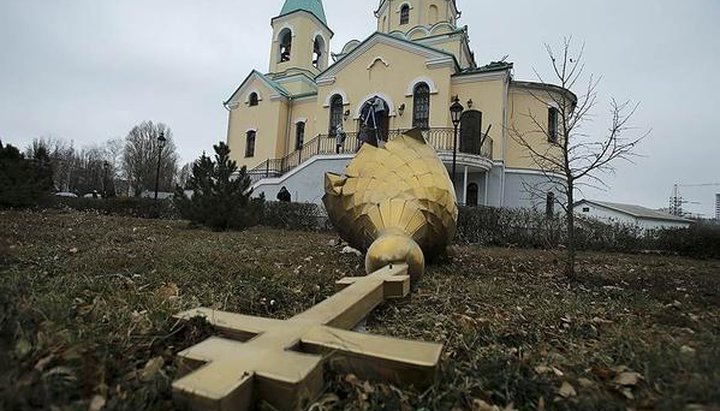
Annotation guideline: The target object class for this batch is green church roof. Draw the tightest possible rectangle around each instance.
[280,0,327,24]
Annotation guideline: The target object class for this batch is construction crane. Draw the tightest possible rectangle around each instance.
[669,183,720,217]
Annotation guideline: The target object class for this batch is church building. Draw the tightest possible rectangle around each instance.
[224,0,572,210]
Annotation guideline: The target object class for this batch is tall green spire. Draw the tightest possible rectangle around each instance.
[280,0,327,24]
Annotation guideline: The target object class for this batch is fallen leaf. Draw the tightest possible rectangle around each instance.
[34,355,54,371]
[14,338,32,359]
[591,317,614,325]
[140,357,164,382]
[89,395,106,411]
[558,381,577,398]
[156,283,179,301]
[535,365,553,375]
[680,345,696,355]
[620,387,635,400]
[614,372,642,386]
[69,247,79,254]
[577,377,594,388]
[344,373,361,387]
[472,400,495,411]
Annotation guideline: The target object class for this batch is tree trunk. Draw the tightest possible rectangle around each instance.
[565,184,576,280]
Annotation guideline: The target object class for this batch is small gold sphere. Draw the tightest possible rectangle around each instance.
[365,232,425,280]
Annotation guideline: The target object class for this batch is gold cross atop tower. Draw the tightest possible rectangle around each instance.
[172,264,443,410]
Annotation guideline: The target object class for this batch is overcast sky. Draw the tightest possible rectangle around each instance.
[1,0,718,216]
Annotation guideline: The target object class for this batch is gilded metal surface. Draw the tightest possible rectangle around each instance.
[172,264,443,411]
[323,128,459,279]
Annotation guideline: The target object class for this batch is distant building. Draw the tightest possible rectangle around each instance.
[574,199,693,231]
[716,193,719,221]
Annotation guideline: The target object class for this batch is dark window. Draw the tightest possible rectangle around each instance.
[400,4,410,25]
[546,192,556,218]
[279,29,292,62]
[582,207,590,213]
[460,110,483,154]
[295,122,305,150]
[248,92,259,107]
[467,183,479,206]
[412,83,430,130]
[329,94,344,137]
[548,106,558,143]
[245,131,256,158]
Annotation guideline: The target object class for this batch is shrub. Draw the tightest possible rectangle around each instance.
[173,142,264,231]
[0,141,53,208]
[456,206,564,248]
[262,202,330,232]
[652,222,720,260]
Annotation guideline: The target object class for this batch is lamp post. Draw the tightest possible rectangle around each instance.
[102,161,109,199]
[449,95,464,188]
[154,131,167,200]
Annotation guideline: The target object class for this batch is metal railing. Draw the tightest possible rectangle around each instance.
[248,128,493,183]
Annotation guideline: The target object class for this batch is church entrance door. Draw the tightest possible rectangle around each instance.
[358,97,390,146]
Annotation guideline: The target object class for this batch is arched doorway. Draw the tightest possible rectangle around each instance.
[358,96,390,146]
[467,183,479,207]
[460,110,483,154]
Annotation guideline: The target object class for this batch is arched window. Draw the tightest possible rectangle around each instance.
[467,183,479,207]
[295,122,305,150]
[248,92,259,107]
[412,82,430,130]
[245,131,256,158]
[279,29,292,63]
[329,94,344,137]
[313,36,325,70]
[400,4,410,25]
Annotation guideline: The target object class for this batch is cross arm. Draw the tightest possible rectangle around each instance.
[300,325,442,389]
[174,307,284,341]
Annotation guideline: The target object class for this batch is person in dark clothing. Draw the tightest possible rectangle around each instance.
[277,186,291,203]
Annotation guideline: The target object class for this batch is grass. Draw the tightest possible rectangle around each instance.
[0,210,718,410]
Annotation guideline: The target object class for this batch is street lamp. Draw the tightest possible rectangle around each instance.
[154,131,167,200]
[449,95,464,187]
[102,161,110,199]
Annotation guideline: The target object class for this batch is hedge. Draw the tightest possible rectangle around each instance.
[30,197,720,260]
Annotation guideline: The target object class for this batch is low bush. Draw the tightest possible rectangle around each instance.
[652,222,720,259]
[456,206,564,248]
[45,196,179,219]
[262,201,330,232]
[457,206,720,260]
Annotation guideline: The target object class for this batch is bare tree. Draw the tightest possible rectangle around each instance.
[122,121,179,197]
[509,38,649,279]
[27,137,124,196]
[176,162,193,190]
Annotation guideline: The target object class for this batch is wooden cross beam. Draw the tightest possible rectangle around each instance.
[172,264,443,411]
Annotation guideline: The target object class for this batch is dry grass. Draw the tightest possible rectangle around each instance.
[0,210,718,410]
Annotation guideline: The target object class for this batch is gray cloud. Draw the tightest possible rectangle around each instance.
[1,0,718,215]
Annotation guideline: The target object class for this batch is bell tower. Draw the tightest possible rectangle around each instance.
[270,0,333,76]
[375,0,461,35]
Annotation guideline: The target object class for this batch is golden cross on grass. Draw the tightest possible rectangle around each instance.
[172,264,443,410]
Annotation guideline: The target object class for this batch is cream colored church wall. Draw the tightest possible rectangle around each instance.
[506,86,563,169]
[315,42,454,135]
[227,85,288,170]
[288,97,320,144]
[449,76,507,160]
